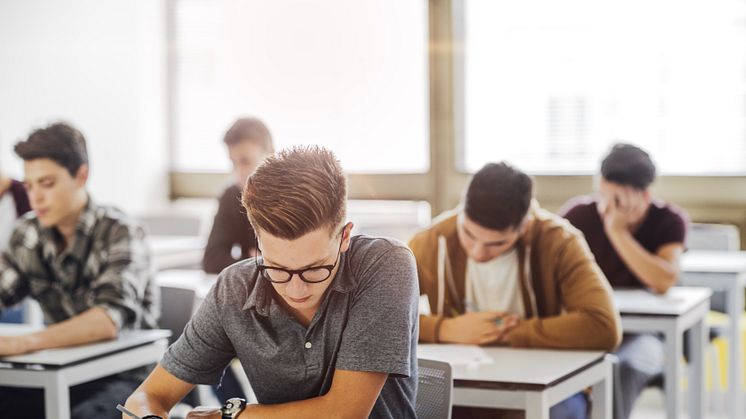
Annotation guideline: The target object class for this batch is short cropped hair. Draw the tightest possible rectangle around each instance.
[242,145,346,239]
[464,162,533,231]
[223,117,274,153]
[601,143,656,190]
[14,122,89,176]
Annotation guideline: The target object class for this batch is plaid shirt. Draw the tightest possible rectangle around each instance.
[0,198,159,330]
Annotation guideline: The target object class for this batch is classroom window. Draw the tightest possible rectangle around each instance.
[457,0,746,174]
[171,0,429,174]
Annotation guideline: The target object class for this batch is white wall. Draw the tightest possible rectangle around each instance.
[0,0,169,214]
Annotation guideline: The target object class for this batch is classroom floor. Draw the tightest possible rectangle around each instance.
[630,388,732,419]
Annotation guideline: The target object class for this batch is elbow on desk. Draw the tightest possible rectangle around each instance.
[586,311,622,351]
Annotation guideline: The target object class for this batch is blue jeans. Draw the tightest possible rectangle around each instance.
[550,392,588,419]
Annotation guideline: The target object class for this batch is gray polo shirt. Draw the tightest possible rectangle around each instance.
[161,235,419,418]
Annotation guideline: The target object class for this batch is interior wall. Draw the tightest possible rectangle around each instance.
[0,0,169,214]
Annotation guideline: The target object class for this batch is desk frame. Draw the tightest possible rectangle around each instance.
[680,270,746,418]
[0,339,167,419]
[620,298,709,419]
[453,357,612,419]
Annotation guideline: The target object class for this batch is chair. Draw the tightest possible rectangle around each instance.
[416,358,453,419]
[159,285,196,345]
[159,285,201,417]
[687,223,740,252]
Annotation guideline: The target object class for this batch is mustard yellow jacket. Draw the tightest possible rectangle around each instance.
[409,206,622,350]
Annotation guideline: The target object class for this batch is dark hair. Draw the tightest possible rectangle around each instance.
[223,117,274,153]
[14,122,89,176]
[464,162,533,231]
[242,145,346,240]
[601,143,656,190]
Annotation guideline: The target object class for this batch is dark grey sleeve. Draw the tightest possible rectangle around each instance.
[160,279,236,385]
[335,246,419,378]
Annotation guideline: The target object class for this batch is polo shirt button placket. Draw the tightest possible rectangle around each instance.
[304,341,312,349]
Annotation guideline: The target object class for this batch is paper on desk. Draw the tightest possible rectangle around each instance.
[418,344,495,366]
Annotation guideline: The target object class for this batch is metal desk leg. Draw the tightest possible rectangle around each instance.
[688,318,706,419]
[664,325,682,419]
[591,359,612,419]
[727,277,744,419]
[525,391,550,419]
[44,371,70,419]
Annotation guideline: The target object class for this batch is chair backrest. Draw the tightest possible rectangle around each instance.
[417,358,453,419]
[687,223,740,251]
[159,286,196,345]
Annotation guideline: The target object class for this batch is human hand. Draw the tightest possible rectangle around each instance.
[601,187,647,233]
[0,335,31,356]
[440,312,519,345]
[185,406,222,419]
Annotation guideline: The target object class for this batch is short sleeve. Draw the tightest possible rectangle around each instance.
[655,209,687,249]
[335,246,419,378]
[160,278,236,385]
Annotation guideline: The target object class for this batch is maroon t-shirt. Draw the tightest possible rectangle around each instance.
[560,196,688,288]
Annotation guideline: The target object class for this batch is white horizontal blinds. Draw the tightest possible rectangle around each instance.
[462,0,746,174]
[171,0,430,173]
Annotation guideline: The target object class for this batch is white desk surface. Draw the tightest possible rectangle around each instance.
[0,326,170,366]
[156,269,217,300]
[147,235,205,255]
[418,344,604,387]
[613,287,712,316]
[681,250,746,273]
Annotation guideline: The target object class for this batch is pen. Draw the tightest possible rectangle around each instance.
[116,404,142,419]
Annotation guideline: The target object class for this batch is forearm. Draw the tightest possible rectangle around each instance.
[23,306,118,352]
[124,389,172,419]
[507,309,621,350]
[240,394,363,419]
[607,228,677,293]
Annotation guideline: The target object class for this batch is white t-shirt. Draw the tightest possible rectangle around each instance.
[0,192,16,252]
[464,247,526,318]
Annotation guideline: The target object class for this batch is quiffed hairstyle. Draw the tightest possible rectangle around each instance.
[601,143,656,190]
[14,122,89,176]
[223,117,274,153]
[242,145,346,239]
[464,162,533,231]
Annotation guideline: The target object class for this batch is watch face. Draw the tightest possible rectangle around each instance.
[222,397,247,415]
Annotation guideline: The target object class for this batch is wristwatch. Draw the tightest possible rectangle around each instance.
[221,397,247,419]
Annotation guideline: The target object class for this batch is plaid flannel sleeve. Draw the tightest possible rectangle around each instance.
[87,222,153,330]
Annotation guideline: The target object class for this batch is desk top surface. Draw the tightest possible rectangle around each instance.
[613,286,712,316]
[418,344,604,386]
[156,269,217,300]
[147,235,205,255]
[0,326,171,367]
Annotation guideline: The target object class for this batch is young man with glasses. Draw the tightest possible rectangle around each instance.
[410,162,621,419]
[124,146,419,419]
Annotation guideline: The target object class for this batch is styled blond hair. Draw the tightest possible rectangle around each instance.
[242,145,347,239]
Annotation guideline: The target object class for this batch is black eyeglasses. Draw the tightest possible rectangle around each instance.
[256,231,345,284]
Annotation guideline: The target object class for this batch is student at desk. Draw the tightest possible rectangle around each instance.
[409,162,621,419]
[0,123,159,418]
[203,117,274,274]
[125,146,419,419]
[561,143,688,419]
